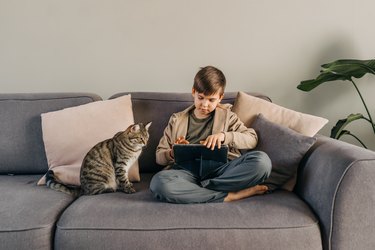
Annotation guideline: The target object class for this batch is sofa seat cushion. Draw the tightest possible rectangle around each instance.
[0,175,75,250]
[55,174,322,250]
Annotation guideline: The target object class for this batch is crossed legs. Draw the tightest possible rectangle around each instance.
[150,151,272,204]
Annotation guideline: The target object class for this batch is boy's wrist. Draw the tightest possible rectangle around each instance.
[222,131,233,145]
[221,132,226,142]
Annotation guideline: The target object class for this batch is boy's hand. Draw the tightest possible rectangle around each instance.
[200,132,225,150]
[175,136,189,145]
[170,136,189,158]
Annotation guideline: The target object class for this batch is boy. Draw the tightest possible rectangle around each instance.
[150,66,271,203]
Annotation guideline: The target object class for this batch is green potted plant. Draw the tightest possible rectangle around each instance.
[298,59,375,148]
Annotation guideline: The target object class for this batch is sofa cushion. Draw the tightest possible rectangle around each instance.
[0,93,101,174]
[232,91,328,137]
[37,94,140,186]
[109,92,271,173]
[0,175,75,250]
[251,114,317,191]
[55,174,322,250]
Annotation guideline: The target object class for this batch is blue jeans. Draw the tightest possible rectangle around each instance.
[150,151,272,204]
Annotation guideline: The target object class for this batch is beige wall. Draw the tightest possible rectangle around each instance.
[1,0,374,149]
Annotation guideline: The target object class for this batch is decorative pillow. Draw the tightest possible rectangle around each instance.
[251,114,317,191]
[232,91,328,137]
[37,95,140,186]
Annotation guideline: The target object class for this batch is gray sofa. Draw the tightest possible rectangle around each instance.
[1,92,374,250]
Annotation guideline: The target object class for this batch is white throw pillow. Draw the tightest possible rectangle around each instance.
[232,91,328,137]
[37,95,140,186]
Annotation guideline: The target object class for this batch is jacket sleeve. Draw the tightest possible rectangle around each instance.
[222,110,258,150]
[155,114,176,166]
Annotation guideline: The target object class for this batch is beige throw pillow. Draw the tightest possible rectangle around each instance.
[37,95,140,186]
[232,91,328,137]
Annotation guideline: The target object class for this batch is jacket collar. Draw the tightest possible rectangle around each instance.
[176,104,229,139]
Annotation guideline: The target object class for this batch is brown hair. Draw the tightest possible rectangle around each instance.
[193,66,226,95]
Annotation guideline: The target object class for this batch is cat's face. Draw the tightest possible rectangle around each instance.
[127,122,151,147]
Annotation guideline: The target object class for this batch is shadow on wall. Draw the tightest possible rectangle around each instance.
[301,32,359,116]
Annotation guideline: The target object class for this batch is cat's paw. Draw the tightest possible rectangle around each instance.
[123,187,136,194]
[123,184,136,194]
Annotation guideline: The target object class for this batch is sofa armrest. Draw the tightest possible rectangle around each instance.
[295,135,375,250]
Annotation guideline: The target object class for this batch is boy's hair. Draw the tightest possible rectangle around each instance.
[193,66,226,96]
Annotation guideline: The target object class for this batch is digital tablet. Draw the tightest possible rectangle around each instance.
[173,144,228,177]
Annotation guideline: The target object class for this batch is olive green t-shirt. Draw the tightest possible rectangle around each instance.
[185,109,214,144]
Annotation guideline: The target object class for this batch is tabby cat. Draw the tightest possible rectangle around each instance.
[46,122,151,196]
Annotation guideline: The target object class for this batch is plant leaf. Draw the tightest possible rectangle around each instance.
[298,59,375,92]
[330,113,365,139]
[336,130,350,140]
[335,129,368,148]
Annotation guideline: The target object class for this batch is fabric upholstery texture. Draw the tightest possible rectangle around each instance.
[55,174,321,250]
[57,228,321,250]
[0,93,101,174]
[332,160,375,250]
[232,91,328,137]
[251,114,317,191]
[38,94,140,186]
[296,136,375,250]
[0,175,75,250]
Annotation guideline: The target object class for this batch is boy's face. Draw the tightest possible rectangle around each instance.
[192,88,224,118]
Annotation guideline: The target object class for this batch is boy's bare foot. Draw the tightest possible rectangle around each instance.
[224,185,268,202]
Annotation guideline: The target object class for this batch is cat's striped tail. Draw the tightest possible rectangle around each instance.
[46,170,80,197]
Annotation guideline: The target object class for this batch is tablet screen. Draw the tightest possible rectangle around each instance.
[173,144,228,164]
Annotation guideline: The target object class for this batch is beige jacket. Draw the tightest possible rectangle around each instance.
[156,103,258,168]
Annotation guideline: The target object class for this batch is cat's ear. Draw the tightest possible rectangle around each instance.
[145,122,152,130]
[130,124,140,133]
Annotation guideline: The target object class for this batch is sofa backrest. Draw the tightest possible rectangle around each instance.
[0,93,102,174]
[110,92,271,173]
